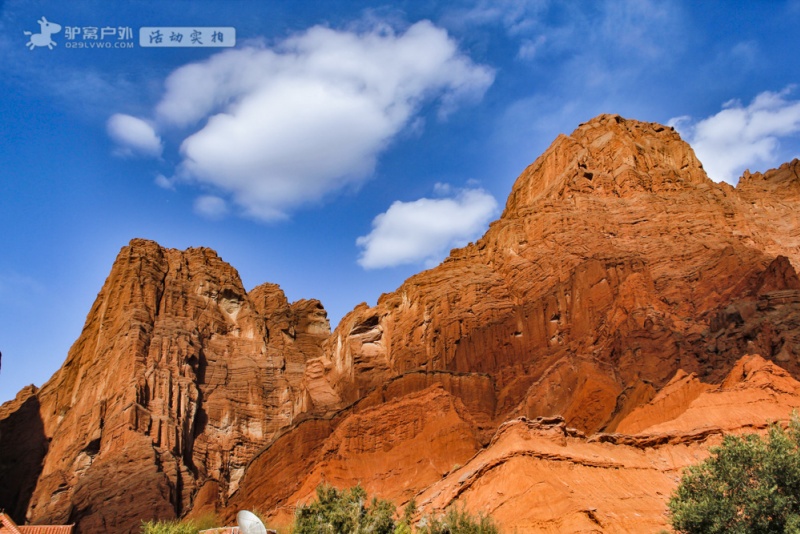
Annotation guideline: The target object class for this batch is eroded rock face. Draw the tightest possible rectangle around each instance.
[315,115,800,437]
[416,355,800,533]
[5,114,800,532]
[229,383,484,527]
[225,115,800,528]
[10,240,329,533]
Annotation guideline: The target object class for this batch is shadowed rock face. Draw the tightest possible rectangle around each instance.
[4,114,800,533]
[0,386,47,523]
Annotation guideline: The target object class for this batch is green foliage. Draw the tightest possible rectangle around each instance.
[292,486,499,534]
[669,416,800,533]
[140,513,220,534]
[393,498,417,534]
[293,484,397,534]
[191,514,222,531]
[418,505,500,534]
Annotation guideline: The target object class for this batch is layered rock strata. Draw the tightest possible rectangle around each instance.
[316,116,800,435]
[3,115,800,532]
[416,355,800,533]
[226,116,800,528]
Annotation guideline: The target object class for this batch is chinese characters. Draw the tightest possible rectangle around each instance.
[140,27,235,48]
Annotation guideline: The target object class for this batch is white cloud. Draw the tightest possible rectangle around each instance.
[193,195,228,219]
[669,87,800,184]
[154,174,175,190]
[451,0,681,66]
[141,20,493,220]
[106,113,162,157]
[453,0,548,36]
[356,187,498,269]
[433,182,453,195]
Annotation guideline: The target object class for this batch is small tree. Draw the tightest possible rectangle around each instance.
[293,484,396,534]
[669,417,800,533]
[293,485,500,534]
[394,497,417,534]
[418,504,500,534]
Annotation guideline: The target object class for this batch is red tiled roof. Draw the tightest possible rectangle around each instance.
[0,513,22,534]
[0,514,73,534]
[17,527,74,534]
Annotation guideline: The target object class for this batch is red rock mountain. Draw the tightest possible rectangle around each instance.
[1,242,329,532]
[1,114,799,533]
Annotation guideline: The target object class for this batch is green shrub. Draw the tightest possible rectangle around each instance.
[293,484,396,534]
[418,504,500,534]
[140,519,200,534]
[140,513,220,534]
[393,497,417,534]
[292,486,500,534]
[669,416,800,533]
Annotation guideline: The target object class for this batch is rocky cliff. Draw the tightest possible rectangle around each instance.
[222,116,800,530]
[0,241,329,532]
[313,114,800,433]
[2,114,800,533]
[416,355,800,533]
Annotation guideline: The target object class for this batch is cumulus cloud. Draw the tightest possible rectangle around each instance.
[135,20,493,220]
[356,187,498,269]
[669,87,800,184]
[193,195,228,219]
[106,114,162,157]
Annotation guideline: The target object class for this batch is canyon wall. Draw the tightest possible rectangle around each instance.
[2,114,799,532]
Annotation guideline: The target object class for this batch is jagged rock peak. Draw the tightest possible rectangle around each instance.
[121,237,238,272]
[504,114,710,216]
[11,237,333,533]
[127,237,220,256]
[754,255,800,295]
[737,158,800,199]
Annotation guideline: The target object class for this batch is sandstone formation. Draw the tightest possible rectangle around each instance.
[0,241,329,532]
[414,354,800,533]
[223,373,496,527]
[225,116,800,529]
[313,117,800,437]
[2,115,800,533]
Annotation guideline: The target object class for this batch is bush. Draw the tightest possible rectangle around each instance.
[293,486,499,534]
[140,513,220,534]
[293,484,397,534]
[418,505,500,534]
[669,417,800,533]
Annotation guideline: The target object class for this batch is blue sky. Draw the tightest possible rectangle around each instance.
[2,0,800,403]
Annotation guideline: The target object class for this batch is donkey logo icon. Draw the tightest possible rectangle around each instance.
[24,17,62,50]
